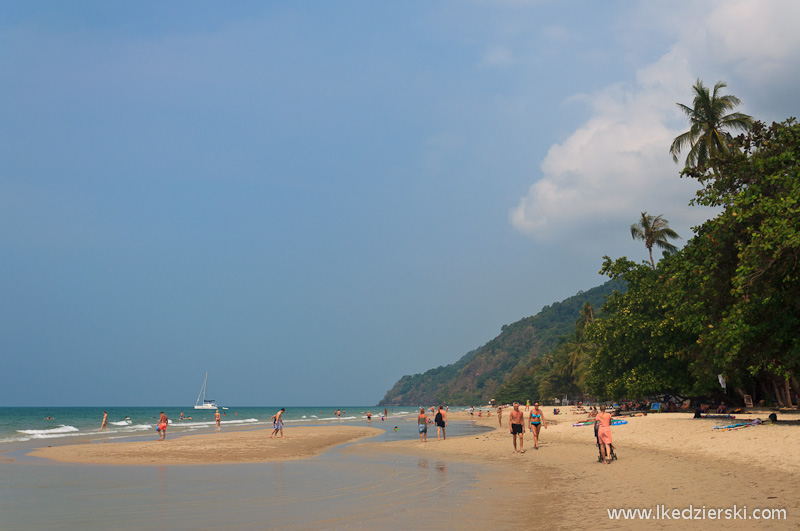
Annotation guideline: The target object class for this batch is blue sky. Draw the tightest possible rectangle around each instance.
[2,1,799,406]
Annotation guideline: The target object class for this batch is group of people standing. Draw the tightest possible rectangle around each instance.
[417,405,447,442]
[505,401,614,460]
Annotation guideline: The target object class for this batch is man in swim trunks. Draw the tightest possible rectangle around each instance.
[509,402,525,453]
[435,405,447,440]
[270,408,285,438]
[157,411,168,441]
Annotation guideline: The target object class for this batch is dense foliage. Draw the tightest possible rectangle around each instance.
[379,280,622,406]
[587,256,696,399]
[669,119,800,405]
[590,119,800,405]
[380,91,798,409]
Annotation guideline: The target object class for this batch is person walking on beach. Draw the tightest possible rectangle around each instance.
[157,412,168,441]
[418,408,429,442]
[498,406,503,426]
[215,409,221,432]
[270,408,285,438]
[435,405,447,440]
[101,411,108,431]
[529,402,547,450]
[509,402,525,453]
[595,404,613,464]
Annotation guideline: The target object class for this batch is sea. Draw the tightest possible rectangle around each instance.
[0,406,494,530]
[0,405,428,446]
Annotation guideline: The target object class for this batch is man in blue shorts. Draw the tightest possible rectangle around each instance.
[270,408,285,438]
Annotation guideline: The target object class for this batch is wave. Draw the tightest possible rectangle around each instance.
[110,420,131,426]
[17,425,80,436]
[221,418,259,425]
[126,424,153,431]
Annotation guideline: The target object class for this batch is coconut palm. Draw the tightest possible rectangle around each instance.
[669,79,754,167]
[630,212,680,268]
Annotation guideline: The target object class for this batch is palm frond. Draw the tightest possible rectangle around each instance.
[671,79,753,167]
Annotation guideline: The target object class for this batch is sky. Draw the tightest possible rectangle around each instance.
[1,1,799,407]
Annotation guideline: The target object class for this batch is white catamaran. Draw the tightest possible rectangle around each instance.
[194,372,220,410]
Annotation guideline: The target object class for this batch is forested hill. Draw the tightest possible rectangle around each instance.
[378,280,622,406]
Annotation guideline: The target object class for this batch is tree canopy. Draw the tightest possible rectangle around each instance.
[670,79,754,168]
[593,118,800,404]
[630,212,681,268]
[668,119,800,405]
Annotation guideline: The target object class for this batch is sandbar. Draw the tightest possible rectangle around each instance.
[30,425,383,465]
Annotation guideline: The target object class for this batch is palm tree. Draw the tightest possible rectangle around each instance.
[669,79,754,167]
[630,212,681,268]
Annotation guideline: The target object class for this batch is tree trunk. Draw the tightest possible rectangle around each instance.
[791,377,800,409]
[771,379,787,408]
[785,378,793,408]
[734,387,747,402]
[759,379,769,405]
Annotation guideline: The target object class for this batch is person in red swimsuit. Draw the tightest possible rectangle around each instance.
[157,411,168,441]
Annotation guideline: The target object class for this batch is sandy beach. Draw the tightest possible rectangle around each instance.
[348,408,800,529]
[28,425,384,465]
[7,408,800,529]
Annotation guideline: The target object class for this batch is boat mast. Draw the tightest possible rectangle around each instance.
[196,372,208,407]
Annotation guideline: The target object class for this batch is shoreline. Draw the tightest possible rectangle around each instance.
[356,408,800,528]
[11,406,800,471]
[3,408,799,528]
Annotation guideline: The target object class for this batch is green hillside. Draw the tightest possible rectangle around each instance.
[379,280,623,406]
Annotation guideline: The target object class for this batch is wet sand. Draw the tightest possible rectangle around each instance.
[365,408,800,529]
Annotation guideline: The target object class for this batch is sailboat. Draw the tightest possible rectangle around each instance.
[194,372,219,410]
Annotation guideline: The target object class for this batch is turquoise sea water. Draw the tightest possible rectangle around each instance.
[0,405,477,446]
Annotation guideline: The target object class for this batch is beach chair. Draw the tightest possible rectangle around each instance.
[651,402,661,413]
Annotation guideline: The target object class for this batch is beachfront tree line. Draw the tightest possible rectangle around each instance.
[501,80,800,407]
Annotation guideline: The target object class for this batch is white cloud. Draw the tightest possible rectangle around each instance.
[511,0,800,247]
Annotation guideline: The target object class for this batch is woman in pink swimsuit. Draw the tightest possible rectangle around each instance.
[595,404,613,464]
